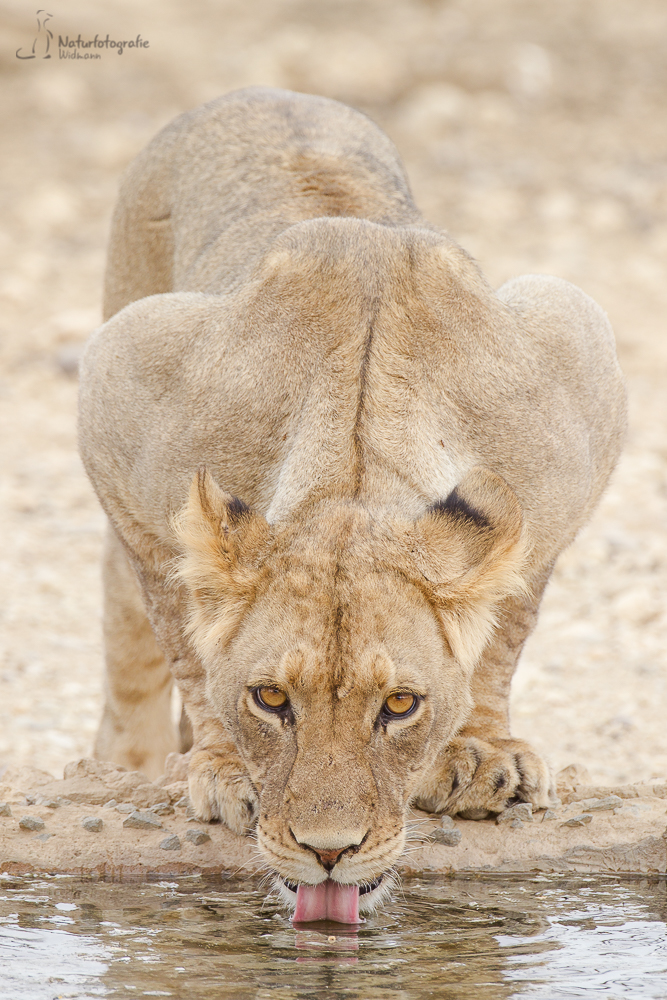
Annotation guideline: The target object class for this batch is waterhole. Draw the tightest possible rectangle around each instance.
[1,873,666,999]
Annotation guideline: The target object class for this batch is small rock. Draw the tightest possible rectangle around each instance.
[151,801,175,816]
[573,795,623,813]
[35,832,53,842]
[428,827,462,847]
[440,815,456,830]
[160,834,181,851]
[43,799,60,809]
[116,803,135,814]
[19,815,45,832]
[103,799,118,809]
[510,818,524,829]
[82,816,103,833]
[561,813,593,828]
[542,809,558,821]
[185,829,211,845]
[123,810,163,830]
[175,796,190,809]
[0,802,12,817]
[496,803,533,825]
[56,797,72,807]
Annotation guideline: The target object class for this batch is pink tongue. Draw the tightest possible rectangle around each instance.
[294,882,360,923]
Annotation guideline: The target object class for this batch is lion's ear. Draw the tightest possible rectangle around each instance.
[173,467,270,660]
[412,467,527,672]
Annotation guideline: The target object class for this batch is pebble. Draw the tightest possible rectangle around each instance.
[175,796,190,809]
[82,816,103,833]
[614,803,650,817]
[440,815,456,830]
[0,803,12,817]
[35,832,53,842]
[19,815,45,832]
[428,827,462,846]
[43,799,60,809]
[185,829,211,845]
[116,803,136,814]
[103,799,118,809]
[151,802,175,816]
[496,803,533,825]
[561,813,593,828]
[572,795,622,812]
[123,811,163,830]
[542,809,558,821]
[160,834,181,851]
[510,818,524,829]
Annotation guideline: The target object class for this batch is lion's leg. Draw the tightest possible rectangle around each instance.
[164,650,259,835]
[94,525,180,779]
[414,573,555,817]
[97,531,258,835]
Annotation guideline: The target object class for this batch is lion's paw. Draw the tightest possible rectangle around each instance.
[188,748,259,835]
[412,735,554,818]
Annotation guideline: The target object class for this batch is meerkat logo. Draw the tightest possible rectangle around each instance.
[16,9,53,59]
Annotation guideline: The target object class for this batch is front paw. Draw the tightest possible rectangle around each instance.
[412,735,553,818]
[188,748,259,835]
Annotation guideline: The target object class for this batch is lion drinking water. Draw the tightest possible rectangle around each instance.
[78,87,625,920]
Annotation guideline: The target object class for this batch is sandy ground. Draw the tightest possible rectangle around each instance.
[1,758,666,877]
[1,0,666,788]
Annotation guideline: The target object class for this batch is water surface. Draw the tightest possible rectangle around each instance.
[1,872,666,999]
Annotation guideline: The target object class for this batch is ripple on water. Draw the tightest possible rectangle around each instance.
[0,872,666,999]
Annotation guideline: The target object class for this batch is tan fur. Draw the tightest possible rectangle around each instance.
[78,88,626,897]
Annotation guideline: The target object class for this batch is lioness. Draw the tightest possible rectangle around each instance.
[79,87,625,921]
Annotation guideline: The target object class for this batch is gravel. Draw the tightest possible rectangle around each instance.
[160,834,181,851]
[185,829,211,845]
[82,816,104,832]
[122,811,163,831]
[572,795,623,812]
[496,803,534,825]
[151,802,175,816]
[561,814,594,828]
[19,816,45,832]
[428,827,462,847]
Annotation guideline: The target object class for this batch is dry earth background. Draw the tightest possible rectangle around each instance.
[1,0,666,789]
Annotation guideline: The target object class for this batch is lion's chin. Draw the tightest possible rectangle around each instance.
[275,872,395,923]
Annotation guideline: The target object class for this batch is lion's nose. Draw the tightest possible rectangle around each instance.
[307,844,354,871]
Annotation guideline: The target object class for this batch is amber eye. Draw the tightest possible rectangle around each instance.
[254,686,288,712]
[383,692,418,717]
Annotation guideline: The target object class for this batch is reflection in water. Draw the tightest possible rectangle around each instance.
[0,873,665,999]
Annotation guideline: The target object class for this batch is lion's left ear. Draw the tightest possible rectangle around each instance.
[173,467,270,660]
[411,467,528,672]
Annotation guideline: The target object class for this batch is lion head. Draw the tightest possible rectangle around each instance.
[174,464,525,919]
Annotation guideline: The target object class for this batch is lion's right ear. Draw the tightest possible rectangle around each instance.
[173,467,270,660]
